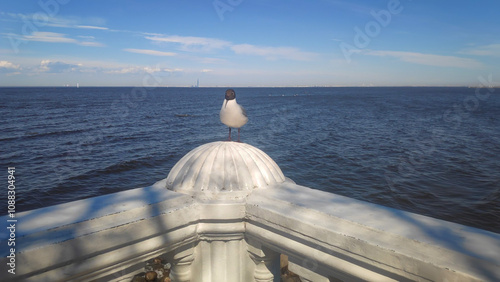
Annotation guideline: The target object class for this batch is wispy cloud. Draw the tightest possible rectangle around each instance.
[365,50,483,68]
[458,44,500,57]
[106,65,183,75]
[11,31,105,47]
[79,41,105,47]
[123,48,176,57]
[1,57,186,77]
[77,35,96,40]
[144,34,317,61]
[76,25,109,30]
[145,35,231,52]
[231,44,317,61]
[25,32,77,43]
[1,12,108,30]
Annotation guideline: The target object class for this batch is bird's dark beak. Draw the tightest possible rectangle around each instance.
[224,99,228,108]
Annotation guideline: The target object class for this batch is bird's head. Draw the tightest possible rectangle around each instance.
[224,89,236,107]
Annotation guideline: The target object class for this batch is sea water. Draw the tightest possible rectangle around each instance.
[1,87,499,233]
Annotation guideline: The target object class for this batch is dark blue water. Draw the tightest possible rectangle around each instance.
[1,87,499,233]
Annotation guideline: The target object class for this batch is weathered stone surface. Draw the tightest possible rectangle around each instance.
[165,141,286,201]
[1,141,499,281]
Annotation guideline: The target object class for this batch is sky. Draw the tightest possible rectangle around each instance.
[0,0,499,87]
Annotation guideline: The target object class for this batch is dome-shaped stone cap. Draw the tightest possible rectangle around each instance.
[166,141,285,198]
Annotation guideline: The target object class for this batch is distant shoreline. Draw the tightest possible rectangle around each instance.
[1,85,499,88]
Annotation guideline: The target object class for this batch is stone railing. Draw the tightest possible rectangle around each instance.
[1,141,499,281]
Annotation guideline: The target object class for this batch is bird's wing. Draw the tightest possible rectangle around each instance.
[241,106,247,117]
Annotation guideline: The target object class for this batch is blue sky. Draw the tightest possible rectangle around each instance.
[1,0,499,87]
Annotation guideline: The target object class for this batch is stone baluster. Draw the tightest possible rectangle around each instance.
[248,239,279,282]
[170,244,195,282]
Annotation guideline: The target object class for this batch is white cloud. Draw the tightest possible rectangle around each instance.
[365,50,483,68]
[106,66,183,74]
[123,48,176,57]
[231,44,317,61]
[0,56,191,82]
[144,34,317,61]
[106,67,143,74]
[24,32,78,43]
[15,31,105,47]
[39,60,82,73]
[0,61,21,70]
[145,35,231,51]
[76,25,109,30]
[144,66,183,73]
[79,41,105,47]
[1,12,108,30]
[458,44,500,57]
[77,35,95,39]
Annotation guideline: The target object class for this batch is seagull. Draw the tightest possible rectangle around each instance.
[220,89,248,142]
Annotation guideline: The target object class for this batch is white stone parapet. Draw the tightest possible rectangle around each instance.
[166,141,286,201]
[1,141,499,281]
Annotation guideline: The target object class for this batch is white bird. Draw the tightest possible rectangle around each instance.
[220,89,248,142]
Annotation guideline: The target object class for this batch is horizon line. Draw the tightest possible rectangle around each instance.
[1,85,497,88]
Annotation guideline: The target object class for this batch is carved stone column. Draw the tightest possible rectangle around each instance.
[165,141,287,282]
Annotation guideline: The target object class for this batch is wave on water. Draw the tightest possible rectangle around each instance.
[1,87,499,233]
